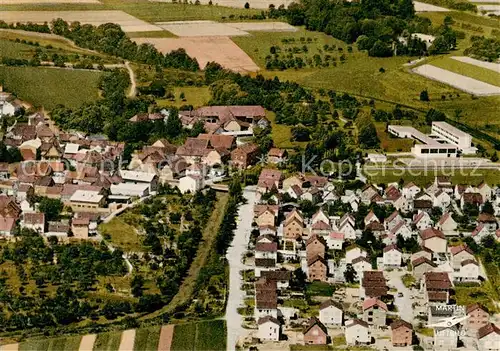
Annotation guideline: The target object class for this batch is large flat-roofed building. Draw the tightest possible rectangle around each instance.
[387,125,458,158]
[431,122,476,154]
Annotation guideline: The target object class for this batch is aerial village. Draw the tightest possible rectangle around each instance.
[0,90,500,351]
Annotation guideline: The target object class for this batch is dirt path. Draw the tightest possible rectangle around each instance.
[79,334,97,351]
[118,329,136,351]
[0,344,19,351]
[124,61,136,98]
[157,325,174,351]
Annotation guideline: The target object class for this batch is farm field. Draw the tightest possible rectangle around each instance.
[93,331,122,351]
[428,57,500,86]
[413,1,450,12]
[0,0,263,22]
[0,0,100,3]
[151,0,288,9]
[412,64,500,96]
[365,167,500,186]
[18,335,82,351]
[451,56,500,73]
[170,320,226,351]
[132,36,259,72]
[155,20,249,37]
[0,66,104,109]
[0,10,162,32]
[133,326,161,351]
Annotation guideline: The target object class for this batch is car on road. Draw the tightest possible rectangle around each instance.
[397,292,404,297]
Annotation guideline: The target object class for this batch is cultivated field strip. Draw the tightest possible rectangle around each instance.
[0,11,163,32]
[78,334,96,351]
[149,0,289,9]
[155,20,249,37]
[133,36,259,72]
[451,56,500,73]
[413,64,500,96]
[225,21,298,32]
[413,1,450,11]
[0,0,100,3]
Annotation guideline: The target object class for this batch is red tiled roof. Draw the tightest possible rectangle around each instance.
[478,323,500,339]
[362,297,388,311]
[420,228,445,240]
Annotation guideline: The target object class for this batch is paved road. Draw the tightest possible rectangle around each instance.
[387,270,414,324]
[225,186,256,351]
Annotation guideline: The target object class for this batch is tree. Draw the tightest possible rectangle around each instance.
[420,90,429,102]
[344,264,357,283]
[290,268,307,291]
[244,2,250,8]
[38,197,63,221]
[131,274,145,297]
[179,92,186,101]
[425,108,446,125]
[482,201,494,215]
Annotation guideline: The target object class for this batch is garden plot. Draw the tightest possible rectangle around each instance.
[413,1,450,12]
[0,11,162,33]
[225,21,298,32]
[155,20,248,37]
[413,64,500,96]
[133,36,259,72]
[452,56,500,73]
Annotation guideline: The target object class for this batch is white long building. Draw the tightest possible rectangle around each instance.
[431,122,477,154]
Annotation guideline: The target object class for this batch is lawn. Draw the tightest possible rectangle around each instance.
[93,331,123,351]
[401,274,416,288]
[170,323,197,351]
[0,66,104,109]
[19,335,81,351]
[375,122,414,153]
[427,57,500,87]
[365,168,500,186]
[266,110,307,150]
[306,281,335,297]
[156,86,211,109]
[0,0,264,22]
[0,39,38,59]
[133,326,161,351]
[99,216,143,253]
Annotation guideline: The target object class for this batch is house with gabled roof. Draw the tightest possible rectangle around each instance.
[364,210,380,227]
[361,271,388,298]
[327,232,344,250]
[303,317,328,345]
[419,228,447,253]
[466,304,489,336]
[402,182,420,198]
[472,223,490,244]
[449,244,475,270]
[383,244,402,268]
[267,148,287,164]
[257,169,283,193]
[346,246,367,264]
[384,210,403,231]
[254,205,279,227]
[461,192,483,210]
[306,234,326,262]
[360,184,379,205]
[437,212,458,236]
[389,220,412,240]
[352,256,372,279]
[255,277,278,321]
[310,220,332,236]
[477,323,500,351]
[423,272,452,304]
[391,319,413,347]
[413,211,433,231]
[412,256,436,281]
[385,185,401,203]
[477,212,498,232]
[339,219,356,240]
[257,316,281,341]
[319,300,343,326]
[312,209,329,226]
[345,319,370,345]
[362,297,387,327]
[454,259,479,283]
[433,190,451,210]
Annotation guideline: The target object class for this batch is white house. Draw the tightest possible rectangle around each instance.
[339,221,356,240]
[472,224,490,244]
[383,244,402,268]
[477,323,500,351]
[413,211,433,231]
[0,99,17,117]
[364,210,380,227]
[20,212,45,233]
[319,300,343,326]
[110,183,150,198]
[389,220,412,240]
[345,319,371,345]
[402,182,420,198]
[449,244,475,270]
[419,228,447,253]
[385,211,403,231]
[312,209,330,226]
[120,170,158,192]
[255,242,278,260]
[454,259,480,282]
[393,195,413,213]
[178,175,203,194]
[327,232,344,250]
[434,326,458,350]
[437,212,458,236]
[352,257,372,279]
[257,316,281,341]
[346,247,367,264]
[433,190,452,210]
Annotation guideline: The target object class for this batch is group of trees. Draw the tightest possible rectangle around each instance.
[356,113,380,149]
[0,229,128,331]
[1,19,199,71]
[464,35,500,62]
[282,0,459,57]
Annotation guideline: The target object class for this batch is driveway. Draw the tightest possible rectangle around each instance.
[386,270,414,323]
[225,186,256,351]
